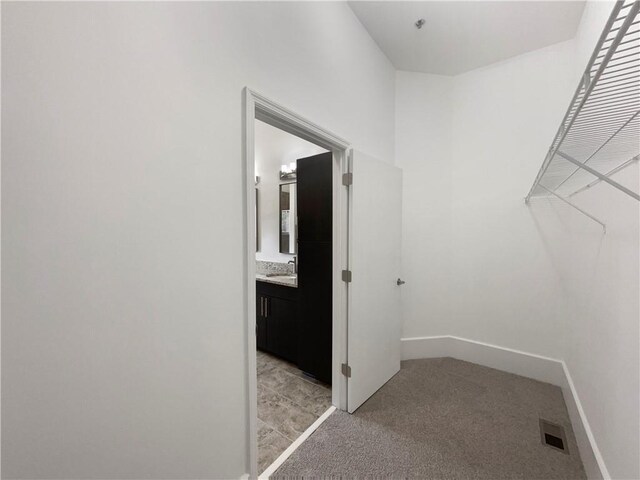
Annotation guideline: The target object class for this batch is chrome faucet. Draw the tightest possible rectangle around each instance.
[287,256,297,274]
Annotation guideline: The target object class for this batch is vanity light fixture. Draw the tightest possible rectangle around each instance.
[279,162,297,180]
[415,18,426,29]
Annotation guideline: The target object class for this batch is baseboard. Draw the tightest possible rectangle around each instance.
[560,362,609,480]
[402,335,567,384]
[401,335,608,480]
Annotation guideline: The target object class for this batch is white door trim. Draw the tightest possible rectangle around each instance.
[243,88,350,479]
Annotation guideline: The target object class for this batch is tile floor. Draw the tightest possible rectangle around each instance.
[257,350,332,474]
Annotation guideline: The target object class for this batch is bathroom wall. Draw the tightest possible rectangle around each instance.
[254,120,326,264]
[1,3,395,478]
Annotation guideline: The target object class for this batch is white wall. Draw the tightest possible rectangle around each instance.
[449,39,577,358]
[397,39,576,355]
[1,3,395,478]
[395,72,453,338]
[450,3,639,477]
[397,1,638,478]
[539,5,638,478]
[254,120,326,264]
[529,164,639,480]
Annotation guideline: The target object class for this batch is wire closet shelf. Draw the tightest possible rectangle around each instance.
[526,0,640,207]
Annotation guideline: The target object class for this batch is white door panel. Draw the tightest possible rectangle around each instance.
[347,151,402,413]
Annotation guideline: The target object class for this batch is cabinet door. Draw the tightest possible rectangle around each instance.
[297,152,333,242]
[256,295,267,351]
[297,241,332,384]
[266,296,298,364]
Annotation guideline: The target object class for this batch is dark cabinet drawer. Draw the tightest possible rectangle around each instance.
[297,241,332,384]
[297,152,333,242]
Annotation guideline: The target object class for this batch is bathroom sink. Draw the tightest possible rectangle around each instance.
[265,273,296,279]
[257,273,298,288]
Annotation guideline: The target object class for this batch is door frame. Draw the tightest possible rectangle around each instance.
[243,88,351,479]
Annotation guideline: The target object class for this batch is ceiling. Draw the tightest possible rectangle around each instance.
[348,1,586,76]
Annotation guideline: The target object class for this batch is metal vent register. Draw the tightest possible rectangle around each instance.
[539,419,569,454]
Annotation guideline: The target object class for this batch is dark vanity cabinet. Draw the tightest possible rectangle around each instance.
[255,151,333,384]
[256,281,298,364]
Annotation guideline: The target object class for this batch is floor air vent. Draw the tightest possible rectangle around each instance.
[539,419,569,454]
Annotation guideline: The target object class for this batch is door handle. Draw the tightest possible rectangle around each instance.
[265,298,269,317]
[260,297,264,317]
[396,278,406,286]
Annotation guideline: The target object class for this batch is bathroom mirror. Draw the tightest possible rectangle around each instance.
[279,183,297,254]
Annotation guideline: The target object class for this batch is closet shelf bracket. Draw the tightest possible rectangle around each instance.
[556,150,640,201]
[538,185,607,232]
[568,154,640,198]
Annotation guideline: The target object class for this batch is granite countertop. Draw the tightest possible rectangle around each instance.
[256,260,297,288]
[256,273,298,288]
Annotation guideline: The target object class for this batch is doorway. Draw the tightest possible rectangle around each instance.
[244,89,350,479]
[244,89,404,479]
[254,121,333,473]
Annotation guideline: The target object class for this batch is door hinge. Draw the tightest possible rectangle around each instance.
[341,363,351,378]
[341,270,352,283]
[342,172,353,186]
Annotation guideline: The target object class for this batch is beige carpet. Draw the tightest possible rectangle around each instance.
[272,357,586,479]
